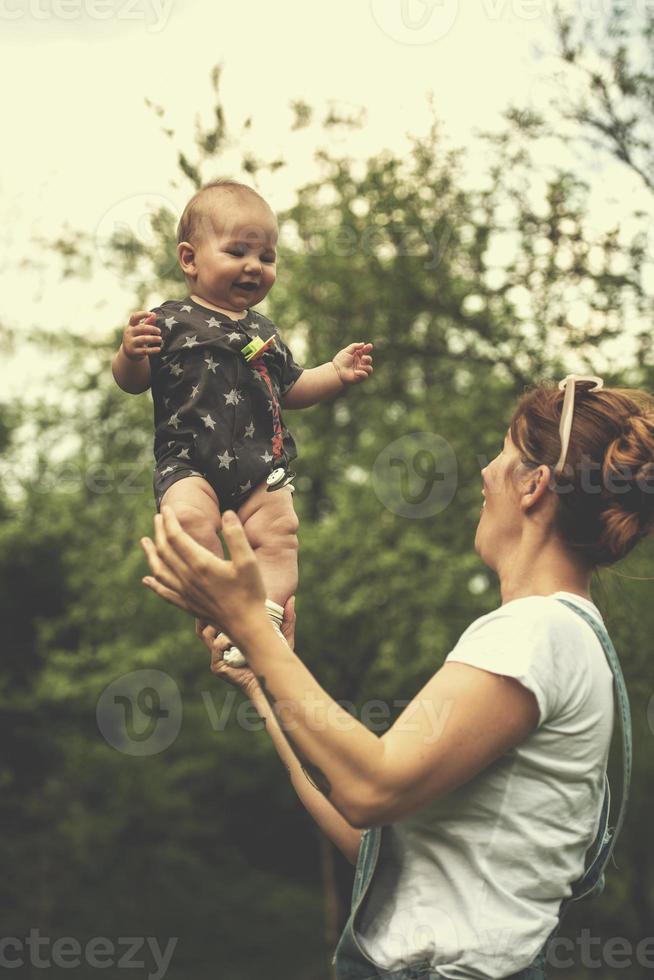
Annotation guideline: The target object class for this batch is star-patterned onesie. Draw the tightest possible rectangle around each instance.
[149,298,304,513]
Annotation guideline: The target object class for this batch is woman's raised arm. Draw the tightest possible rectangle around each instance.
[198,612,363,866]
[141,508,539,829]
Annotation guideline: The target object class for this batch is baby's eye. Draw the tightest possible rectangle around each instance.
[227,249,244,257]
[262,255,276,264]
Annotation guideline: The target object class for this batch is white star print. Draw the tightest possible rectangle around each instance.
[227,332,242,343]
[168,412,181,429]
[164,398,170,407]
[164,316,178,330]
[216,450,235,469]
[224,388,242,406]
[177,448,191,459]
[161,465,175,476]
[182,335,199,349]
[204,355,218,373]
[169,362,183,377]
[206,317,222,329]
[180,305,192,313]
[239,480,252,494]
[260,450,273,463]
[191,384,200,398]
[201,414,216,430]
[244,422,255,438]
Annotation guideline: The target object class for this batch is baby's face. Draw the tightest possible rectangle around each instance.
[181,193,278,313]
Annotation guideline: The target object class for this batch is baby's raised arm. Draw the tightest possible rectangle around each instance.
[112,311,161,394]
[282,342,373,410]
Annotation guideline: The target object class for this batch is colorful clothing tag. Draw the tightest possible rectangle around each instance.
[241,336,276,362]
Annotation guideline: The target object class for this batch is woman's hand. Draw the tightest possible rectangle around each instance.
[196,597,297,702]
[140,507,268,643]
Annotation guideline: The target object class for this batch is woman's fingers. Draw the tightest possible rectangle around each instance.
[210,633,232,672]
[220,511,257,569]
[159,507,224,585]
[152,511,204,587]
[196,618,211,638]
[142,574,192,614]
[193,621,230,669]
[140,535,187,594]
[281,596,297,650]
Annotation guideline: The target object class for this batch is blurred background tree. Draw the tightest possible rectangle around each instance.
[2,13,653,977]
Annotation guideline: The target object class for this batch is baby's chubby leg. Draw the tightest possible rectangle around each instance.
[236,481,299,609]
[158,474,224,560]
[157,475,297,665]
[158,476,225,639]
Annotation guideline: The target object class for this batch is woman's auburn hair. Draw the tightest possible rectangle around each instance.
[509,382,654,567]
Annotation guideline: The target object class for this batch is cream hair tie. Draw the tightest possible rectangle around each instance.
[554,374,604,474]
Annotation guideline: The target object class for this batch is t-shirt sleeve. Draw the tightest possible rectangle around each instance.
[445,600,566,726]
[276,336,304,395]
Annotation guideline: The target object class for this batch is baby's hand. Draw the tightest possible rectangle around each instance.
[122,311,162,361]
[332,342,374,386]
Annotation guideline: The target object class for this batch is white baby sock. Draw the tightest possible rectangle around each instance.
[222,598,288,668]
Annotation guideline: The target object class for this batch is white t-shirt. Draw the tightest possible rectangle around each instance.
[356,591,615,979]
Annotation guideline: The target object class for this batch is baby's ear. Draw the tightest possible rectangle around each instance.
[177,240,196,275]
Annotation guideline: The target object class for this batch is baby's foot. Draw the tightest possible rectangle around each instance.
[223,645,247,668]
[221,601,287,668]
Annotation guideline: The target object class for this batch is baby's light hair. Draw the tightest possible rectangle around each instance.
[176,179,273,246]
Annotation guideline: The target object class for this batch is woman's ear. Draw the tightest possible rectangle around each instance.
[523,464,552,509]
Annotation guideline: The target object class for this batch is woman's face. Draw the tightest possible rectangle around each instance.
[474,428,529,570]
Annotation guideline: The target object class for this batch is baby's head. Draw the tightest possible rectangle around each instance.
[176,179,278,314]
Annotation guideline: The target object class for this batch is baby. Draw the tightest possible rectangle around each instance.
[112,179,373,664]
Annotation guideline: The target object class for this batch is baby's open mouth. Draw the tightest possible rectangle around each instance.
[234,281,258,292]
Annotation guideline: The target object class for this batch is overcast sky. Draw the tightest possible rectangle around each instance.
[1,0,651,402]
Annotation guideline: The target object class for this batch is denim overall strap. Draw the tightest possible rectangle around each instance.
[333,826,387,980]
[553,598,632,907]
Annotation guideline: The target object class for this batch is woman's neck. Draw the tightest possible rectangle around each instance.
[497,541,593,606]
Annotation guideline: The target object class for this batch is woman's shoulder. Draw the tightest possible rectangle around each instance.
[449,594,610,727]
[465,592,603,635]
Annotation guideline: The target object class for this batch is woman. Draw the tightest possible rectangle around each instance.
[140,375,653,979]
